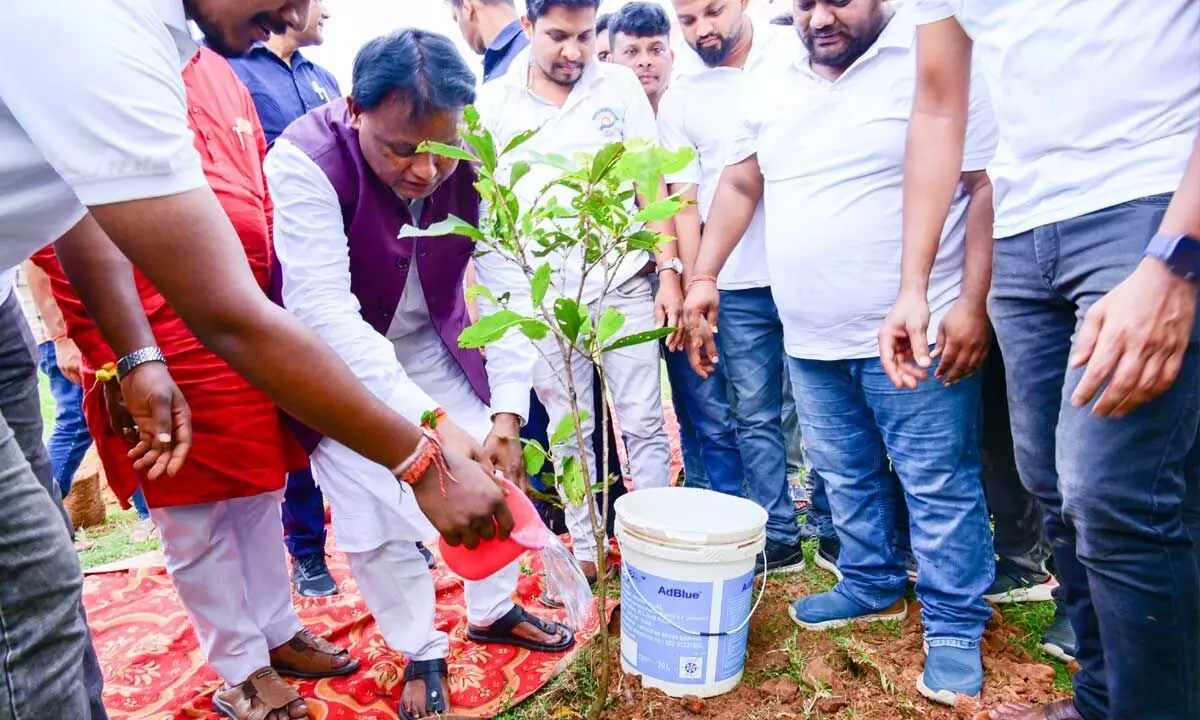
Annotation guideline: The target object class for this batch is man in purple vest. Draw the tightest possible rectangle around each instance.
[265,30,574,720]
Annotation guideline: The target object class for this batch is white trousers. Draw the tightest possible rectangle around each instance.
[151,491,302,686]
[346,540,518,661]
[533,276,670,563]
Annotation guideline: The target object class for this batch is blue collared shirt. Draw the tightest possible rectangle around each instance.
[229,46,341,144]
[482,20,530,84]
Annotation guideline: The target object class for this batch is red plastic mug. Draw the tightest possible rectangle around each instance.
[439,476,551,581]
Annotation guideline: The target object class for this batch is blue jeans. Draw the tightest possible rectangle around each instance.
[989,194,1200,720]
[718,287,800,546]
[282,466,327,560]
[37,341,93,497]
[661,343,744,494]
[788,354,994,647]
[130,488,150,521]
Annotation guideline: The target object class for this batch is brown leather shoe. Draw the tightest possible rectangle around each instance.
[973,699,1085,720]
[269,628,360,679]
[212,667,308,720]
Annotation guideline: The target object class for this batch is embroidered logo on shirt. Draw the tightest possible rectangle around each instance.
[232,118,254,150]
[592,108,620,139]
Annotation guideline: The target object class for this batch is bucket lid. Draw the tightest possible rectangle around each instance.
[614,487,768,547]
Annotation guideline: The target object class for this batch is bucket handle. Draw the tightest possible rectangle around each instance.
[618,547,768,638]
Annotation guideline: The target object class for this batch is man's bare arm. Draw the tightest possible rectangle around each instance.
[669,184,702,281]
[23,260,66,342]
[693,157,764,279]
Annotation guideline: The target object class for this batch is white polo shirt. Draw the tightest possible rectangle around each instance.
[0,0,205,269]
[657,22,800,291]
[729,6,997,361]
[475,50,660,304]
[913,0,1200,238]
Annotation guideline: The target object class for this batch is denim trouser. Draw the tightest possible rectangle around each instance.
[37,341,94,497]
[719,287,801,546]
[0,293,107,719]
[980,339,1051,572]
[130,488,150,521]
[989,194,1200,720]
[662,343,745,494]
[281,466,327,560]
[788,354,994,646]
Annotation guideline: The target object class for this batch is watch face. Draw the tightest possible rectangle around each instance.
[1171,234,1200,280]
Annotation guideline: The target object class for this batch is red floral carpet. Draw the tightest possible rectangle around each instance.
[85,549,605,719]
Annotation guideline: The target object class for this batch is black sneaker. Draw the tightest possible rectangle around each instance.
[814,536,842,582]
[416,541,437,569]
[755,538,806,576]
[1040,601,1077,663]
[291,553,339,598]
[984,558,1057,604]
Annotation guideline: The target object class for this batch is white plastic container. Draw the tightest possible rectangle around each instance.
[614,487,768,698]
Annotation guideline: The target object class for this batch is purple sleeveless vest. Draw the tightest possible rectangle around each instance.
[271,98,489,453]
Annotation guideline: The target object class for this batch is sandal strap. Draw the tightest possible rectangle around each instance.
[403,658,449,682]
[488,605,558,637]
[290,628,346,657]
[242,667,300,708]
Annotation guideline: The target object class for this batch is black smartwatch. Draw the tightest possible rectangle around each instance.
[1144,232,1200,283]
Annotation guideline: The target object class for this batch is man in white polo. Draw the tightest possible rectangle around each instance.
[474,0,684,581]
[0,1,515,717]
[687,0,998,705]
[880,1,1200,719]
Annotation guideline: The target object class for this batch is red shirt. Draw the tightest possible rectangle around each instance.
[35,48,303,508]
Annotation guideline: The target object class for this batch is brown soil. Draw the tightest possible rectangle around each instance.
[596,574,1069,720]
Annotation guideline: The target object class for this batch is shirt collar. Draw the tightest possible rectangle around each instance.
[151,0,199,68]
[249,43,312,69]
[487,19,525,55]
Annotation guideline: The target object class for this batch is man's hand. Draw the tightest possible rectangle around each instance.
[54,337,84,386]
[932,298,990,386]
[436,416,496,477]
[483,413,528,492]
[879,290,933,389]
[118,363,192,479]
[1071,258,1198,417]
[412,448,515,549]
[654,273,684,351]
[682,281,720,377]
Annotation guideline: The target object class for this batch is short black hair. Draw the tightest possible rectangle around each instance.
[769,12,794,26]
[608,2,671,44]
[446,0,516,9]
[351,29,476,116]
[526,0,601,23]
[596,12,612,34]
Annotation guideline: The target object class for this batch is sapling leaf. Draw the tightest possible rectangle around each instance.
[560,455,587,507]
[531,263,552,306]
[503,127,539,154]
[551,410,591,447]
[458,310,524,348]
[602,327,674,352]
[553,297,584,343]
[398,215,483,242]
[595,307,626,347]
[522,439,548,475]
[464,283,499,307]
[634,198,685,223]
[418,141,475,163]
[519,319,549,340]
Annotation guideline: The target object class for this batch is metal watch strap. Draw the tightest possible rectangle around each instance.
[116,347,167,380]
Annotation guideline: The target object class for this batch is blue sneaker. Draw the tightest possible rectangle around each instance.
[788,588,907,631]
[291,553,339,598]
[917,645,982,705]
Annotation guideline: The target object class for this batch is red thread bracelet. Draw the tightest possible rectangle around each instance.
[687,274,718,291]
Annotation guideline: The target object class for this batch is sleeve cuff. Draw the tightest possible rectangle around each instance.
[488,383,531,426]
[384,379,440,427]
[73,164,207,207]
[726,145,756,167]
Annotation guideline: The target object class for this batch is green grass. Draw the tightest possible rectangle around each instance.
[77,506,162,570]
[999,600,1074,693]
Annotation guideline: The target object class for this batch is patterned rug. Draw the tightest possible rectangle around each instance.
[85,548,605,719]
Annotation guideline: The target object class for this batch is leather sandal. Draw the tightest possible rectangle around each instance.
[270,628,360,679]
[973,699,1085,720]
[400,658,450,720]
[467,605,575,653]
[212,666,308,720]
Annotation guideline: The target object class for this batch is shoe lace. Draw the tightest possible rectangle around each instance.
[296,553,330,579]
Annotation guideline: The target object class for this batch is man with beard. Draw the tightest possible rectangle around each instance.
[0,2,513,717]
[231,0,351,599]
[668,0,815,576]
[607,2,673,112]
[475,0,684,581]
[688,0,998,704]
[883,1,1200,718]
[266,30,575,720]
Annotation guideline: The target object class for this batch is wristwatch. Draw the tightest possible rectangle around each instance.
[1145,232,1200,283]
[116,346,167,381]
[656,257,683,276]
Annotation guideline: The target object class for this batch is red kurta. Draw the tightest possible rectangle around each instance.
[33,48,304,509]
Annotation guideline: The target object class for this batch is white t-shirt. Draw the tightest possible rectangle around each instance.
[912,0,1200,238]
[0,0,206,269]
[657,22,800,291]
[729,6,997,360]
[475,51,661,304]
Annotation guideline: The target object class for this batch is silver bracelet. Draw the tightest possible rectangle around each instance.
[116,346,167,381]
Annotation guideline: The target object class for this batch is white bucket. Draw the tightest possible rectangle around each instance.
[614,487,768,698]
